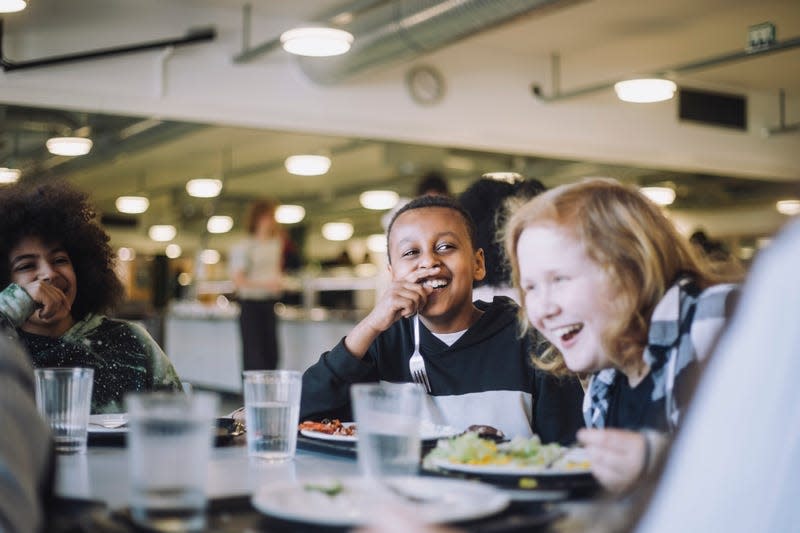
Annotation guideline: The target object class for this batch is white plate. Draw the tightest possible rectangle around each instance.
[300,421,460,443]
[430,448,592,477]
[88,414,129,434]
[251,476,510,527]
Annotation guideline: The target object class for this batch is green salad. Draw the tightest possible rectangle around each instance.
[427,432,565,467]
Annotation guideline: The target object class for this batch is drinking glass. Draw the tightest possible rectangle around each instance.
[34,367,94,454]
[126,391,219,532]
[351,382,423,478]
[243,370,302,461]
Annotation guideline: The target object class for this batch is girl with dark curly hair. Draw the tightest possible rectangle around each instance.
[0,181,182,413]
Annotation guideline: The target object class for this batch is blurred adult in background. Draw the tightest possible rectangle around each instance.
[0,181,182,413]
[229,199,298,371]
[505,179,739,494]
[459,176,546,303]
[415,170,450,197]
[0,335,53,533]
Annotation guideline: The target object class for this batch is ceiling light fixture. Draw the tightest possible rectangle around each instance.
[640,186,676,206]
[284,155,331,176]
[207,215,234,233]
[482,172,523,183]
[614,79,677,103]
[186,178,222,198]
[0,0,27,13]
[359,190,399,210]
[0,167,21,183]
[165,243,182,259]
[280,27,354,57]
[148,225,176,242]
[275,204,306,224]
[115,195,149,214]
[200,249,221,265]
[322,222,353,241]
[366,234,387,254]
[117,247,136,262]
[46,137,93,156]
[776,199,800,216]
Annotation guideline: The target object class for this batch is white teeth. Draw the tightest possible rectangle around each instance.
[423,279,449,289]
[552,324,582,338]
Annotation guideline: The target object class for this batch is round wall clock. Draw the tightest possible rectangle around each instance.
[405,65,446,106]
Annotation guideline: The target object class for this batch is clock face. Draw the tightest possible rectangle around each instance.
[406,65,445,105]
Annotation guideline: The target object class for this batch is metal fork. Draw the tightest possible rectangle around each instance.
[409,314,431,393]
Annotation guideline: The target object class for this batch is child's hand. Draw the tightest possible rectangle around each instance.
[23,279,71,322]
[363,266,441,333]
[577,427,647,494]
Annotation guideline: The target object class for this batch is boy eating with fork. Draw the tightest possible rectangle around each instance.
[300,195,583,443]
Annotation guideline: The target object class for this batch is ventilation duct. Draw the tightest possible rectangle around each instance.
[296,0,578,85]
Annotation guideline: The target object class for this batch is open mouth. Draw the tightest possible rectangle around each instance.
[552,323,583,343]
[419,278,450,290]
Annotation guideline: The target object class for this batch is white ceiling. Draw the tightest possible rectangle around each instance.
[2,0,799,258]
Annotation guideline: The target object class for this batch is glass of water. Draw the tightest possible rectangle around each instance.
[351,382,423,478]
[34,367,94,454]
[126,391,218,532]
[242,370,302,461]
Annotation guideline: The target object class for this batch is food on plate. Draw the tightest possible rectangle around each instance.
[465,424,505,442]
[427,432,570,468]
[298,419,357,436]
[303,480,344,497]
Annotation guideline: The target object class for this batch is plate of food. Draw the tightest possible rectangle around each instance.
[251,475,510,527]
[298,419,460,443]
[425,433,596,492]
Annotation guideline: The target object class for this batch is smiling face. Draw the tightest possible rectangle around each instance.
[516,224,621,374]
[388,206,485,331]
[9,235,77,335]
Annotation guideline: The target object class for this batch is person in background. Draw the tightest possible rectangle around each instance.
[504,178,739,493]
[229,199,297,371]
[301,194,584,443]
[415,170,450,197]
[459,175,546,303]
[0,181,182,414]
[0,334,53,533]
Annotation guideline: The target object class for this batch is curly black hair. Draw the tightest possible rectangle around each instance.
[0,181,124,320]
[459,177,546,287]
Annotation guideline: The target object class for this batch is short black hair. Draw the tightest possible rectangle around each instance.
[0,180,124,320]
[386,195,477,262]
[415,171,450,196]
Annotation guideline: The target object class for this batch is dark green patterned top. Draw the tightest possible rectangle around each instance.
[0,284,182,413]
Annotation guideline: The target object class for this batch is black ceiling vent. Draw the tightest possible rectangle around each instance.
[100,213,138,228]
[678,88,746,130]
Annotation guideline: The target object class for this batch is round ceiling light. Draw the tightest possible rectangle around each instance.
[359,190,399,210]
[148,224,176,242]
[200,249,221,265]
[186,178,222,198]
[207,215,234,234]
[165,243,182,259]
[275,204,306,224]
[115,195,149,214]
[366,234,387,254]
[0,167,21,184]
[117,247,136,262]
[640,186,676,206]
[0,0,27,14]
[776,199,800,216]
[280,27,354,57]
[322,222,354,241]
[284,155,331,176]
[614,79,677,103]
[46,137,93,156]
[482,172,523,184]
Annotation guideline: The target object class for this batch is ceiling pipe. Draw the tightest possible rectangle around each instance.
[763,89,800,137]
[0,20,215,72]
[294,0,580,85]
[532,34,800,102]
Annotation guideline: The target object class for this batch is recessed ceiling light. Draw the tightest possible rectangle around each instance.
[640,186,676,206]
[614,79,677,103]
[148,224,176,242]
[117,247,136,261]
[322,222,353,241]
[165,243,182,259]
[200,249,221,265]
[280,27,354,57]
[46,137,93,156]
[776,199,800,216]
[275,204,306,224]
[0,0,27,14]
[186,178,222,198]
[359,190,399,210]
[115,195,149,214]
[207,215,234,233]
[482,172,523,183]
[0,167,21,184]
[285,155,331,176]
[366,234,387,253]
